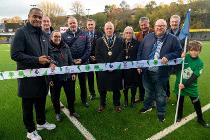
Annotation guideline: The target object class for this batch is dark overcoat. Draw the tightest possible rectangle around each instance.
[95,36,124,91]
[123,39,140,88]
[11,23,51,98]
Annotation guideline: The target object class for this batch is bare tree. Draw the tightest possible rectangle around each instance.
[38,0,64,18]
[71,1,85,17]
[120,0,130,10]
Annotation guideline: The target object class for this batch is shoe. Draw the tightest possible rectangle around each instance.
[27,130,42,140]
[37,122,56,130]
[158,115,165,122]
[197,119,209,128]
[82,102,89,108]
[56,114,62,122]
[115,106,122,113]
[139,107,152,113]
[176,117,182,122]
[90,95,96,100]
[97,106,105,113]
[70,112,80,118]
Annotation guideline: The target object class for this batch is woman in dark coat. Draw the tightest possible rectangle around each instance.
[122,26,140,107]
[95,22,124,112]
[49,31,79,121]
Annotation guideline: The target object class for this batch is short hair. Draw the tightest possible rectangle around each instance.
[68,16,77,22]
[155,19,167,27]
[87,19,95,23]
[28,8,42,16]
[42,16,51,21]
[170,15,181,23]
[139,17,149,23]
[187,40,202,52]
[104,21,114,29]
[123,26,135,39]
[50,30,61,39]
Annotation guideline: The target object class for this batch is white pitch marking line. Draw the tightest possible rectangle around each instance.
[147,103,210,140]
[48,91,96,140]
[60,102,96,140]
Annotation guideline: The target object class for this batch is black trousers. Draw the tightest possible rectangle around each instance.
[50,79,75,114]
[99,90,121,107]
[124,87,137,103]
[22,96,46,133]
[177,96,203,120]
[137,74,145,101]
[72,73,87,103]
[87,72,96,96]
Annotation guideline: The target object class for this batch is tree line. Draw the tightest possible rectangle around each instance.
[1,0,210,32]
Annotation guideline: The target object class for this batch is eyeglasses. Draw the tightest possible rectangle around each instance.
[125,32,132,34]
[155,25,166,27]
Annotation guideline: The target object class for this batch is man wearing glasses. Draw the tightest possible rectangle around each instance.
[137,19,182,122]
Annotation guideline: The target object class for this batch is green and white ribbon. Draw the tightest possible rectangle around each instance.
[0,58,183,80]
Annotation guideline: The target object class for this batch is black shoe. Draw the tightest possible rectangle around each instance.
[90,95,96,101]
[70,112,80,118]
[197,119,209,128]
[115,106,122,113]
[176,117,182,122]
[139,107,152,113]
[158,115,165,122]
[82,102,89,108]
[97,106,105,113]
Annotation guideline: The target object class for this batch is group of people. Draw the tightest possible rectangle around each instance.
[10,8,209,140]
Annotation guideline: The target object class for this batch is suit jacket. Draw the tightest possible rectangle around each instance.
[11,22,51,98]
[86,30,103,63]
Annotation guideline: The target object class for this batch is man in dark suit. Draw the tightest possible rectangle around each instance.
[11,8,56,140]
[96,22,124,113]
[86,19,103,100]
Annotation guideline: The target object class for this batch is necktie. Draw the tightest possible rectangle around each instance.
[108,38,113,46]
[149,45,157,60]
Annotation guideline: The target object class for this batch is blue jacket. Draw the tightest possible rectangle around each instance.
[137,32,182,77]
[62,28,91,64]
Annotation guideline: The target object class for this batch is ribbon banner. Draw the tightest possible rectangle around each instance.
[0,58,183,80]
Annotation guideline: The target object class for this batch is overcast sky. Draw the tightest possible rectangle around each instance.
[0,0,186,20]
